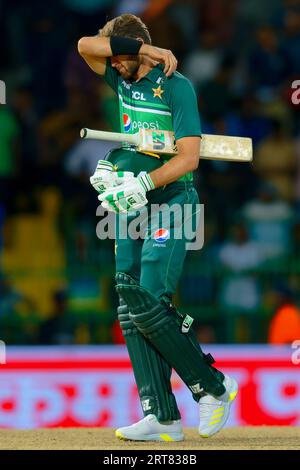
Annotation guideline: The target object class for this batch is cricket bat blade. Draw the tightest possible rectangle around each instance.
[80,128,253,162]
[200,134,253,162]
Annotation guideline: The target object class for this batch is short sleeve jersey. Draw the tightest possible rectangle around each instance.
[103,60,201,182]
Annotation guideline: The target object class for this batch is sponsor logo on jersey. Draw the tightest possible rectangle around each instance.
[154,228,170,243]
[123,116,161,132]
[132,91,146,101]
[123,113,131,132]
[132,120,160,131]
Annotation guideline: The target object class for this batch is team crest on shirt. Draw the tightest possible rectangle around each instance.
[152,85,164,99]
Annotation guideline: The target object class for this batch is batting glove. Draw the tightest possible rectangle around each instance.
[99,173,155,214]
[90,160,134,195]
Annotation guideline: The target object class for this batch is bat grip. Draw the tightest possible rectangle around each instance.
[80,128,138,145]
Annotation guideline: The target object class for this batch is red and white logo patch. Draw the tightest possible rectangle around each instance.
[123,113,131,132]
[154,228,170,243]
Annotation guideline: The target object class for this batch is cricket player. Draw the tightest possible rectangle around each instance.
[78,13,238,441]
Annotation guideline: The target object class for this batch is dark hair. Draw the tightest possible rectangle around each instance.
[99,13,151,45]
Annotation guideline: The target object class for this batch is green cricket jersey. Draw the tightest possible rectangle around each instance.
[102,59,201,182]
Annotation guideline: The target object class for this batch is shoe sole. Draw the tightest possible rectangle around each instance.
[115,430,185,442]
[199,378,238,438]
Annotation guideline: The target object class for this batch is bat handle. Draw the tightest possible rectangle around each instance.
[80,128,138,145]
[80,128,88,138]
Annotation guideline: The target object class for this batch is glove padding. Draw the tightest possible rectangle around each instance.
[90,160,134,194]
[99,173,154,214]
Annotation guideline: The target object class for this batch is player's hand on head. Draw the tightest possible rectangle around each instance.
[139,44,177,77]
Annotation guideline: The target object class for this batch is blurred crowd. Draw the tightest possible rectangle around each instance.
[1,0,300,345]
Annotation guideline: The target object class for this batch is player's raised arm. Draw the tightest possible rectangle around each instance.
[77,35,111,76]
[78,35,177,77]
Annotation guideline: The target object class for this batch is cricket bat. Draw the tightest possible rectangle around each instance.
[80,128,253,162]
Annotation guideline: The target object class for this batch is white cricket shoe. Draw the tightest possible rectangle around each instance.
[199,374,238,438]
[115,414,184,442]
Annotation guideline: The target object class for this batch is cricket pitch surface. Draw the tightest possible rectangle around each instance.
[0,427,299,450]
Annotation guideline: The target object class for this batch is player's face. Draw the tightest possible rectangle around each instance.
[111,56,140,80]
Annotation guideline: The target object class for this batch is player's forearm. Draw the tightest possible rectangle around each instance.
[77,36,112,58]
[149,136,200,188]
[149,152,199,188]
[78,35,143,59]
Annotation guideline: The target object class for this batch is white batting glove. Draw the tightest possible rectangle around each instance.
[99,173,155,214]
[90,160,134,194]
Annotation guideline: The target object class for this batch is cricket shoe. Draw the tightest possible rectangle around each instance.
[199,374,238,438]
[115,414,184,442]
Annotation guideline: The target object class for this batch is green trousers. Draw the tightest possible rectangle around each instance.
[116,182,199,300]
[115,183,202,422]
[109,149,225,422]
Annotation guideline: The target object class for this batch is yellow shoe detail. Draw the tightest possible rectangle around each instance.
[229,391,238,401]
[213,407,224,414]
[159,434,175,442]
[200,434,209,438]
[115,430,127,440]
[211,413,224,419]
[209,419,222,425]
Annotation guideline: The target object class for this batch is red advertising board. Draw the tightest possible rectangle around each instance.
[0,345,299,428]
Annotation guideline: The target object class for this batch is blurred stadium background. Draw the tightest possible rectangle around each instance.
[0,0,300,430]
